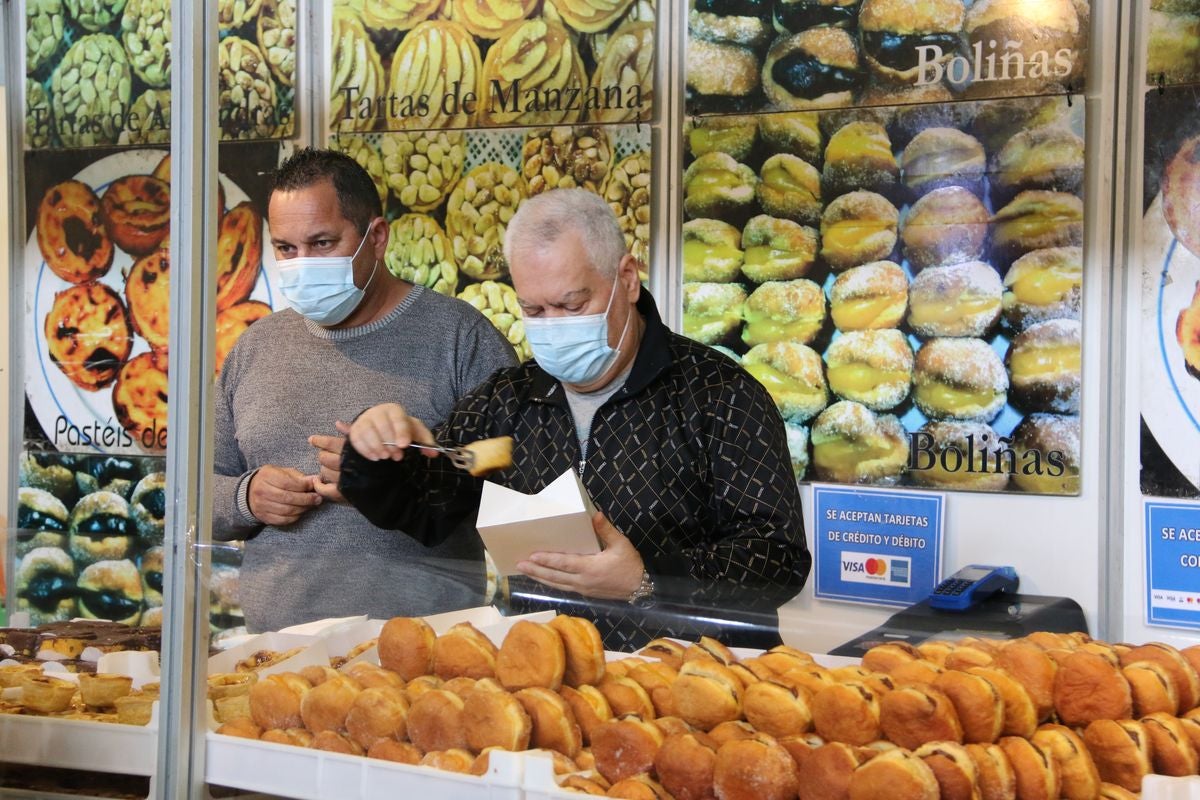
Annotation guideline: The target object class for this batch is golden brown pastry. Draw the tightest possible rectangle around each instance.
[345,686,409,750]
[793,741,865,800]
[215,301,272,375]
[44,283,132,391]
[999,735,1061,800]
[249,673,311,731]
[462,685,531,752]
[684,152,759,220]
[599,675,656,720]
[1009,413,1080,495]
[972,97,1071,156]
[994,641,1059,723]
[687,116,760,162]
[606,773,672,799]
[79,673,132,709]
[759,111,824,164]
[877,83,978,146]
[481,20,587,126]
[367,739,422,763]
[1053,651,1133,727]
[689,0,772,48]
[592,717,665,784]
[966,743,1018,800]
[741,215,820,282]
[628,662,679,718]
[991,190,1084,266]
[811,400,908,484]
[407,688,468,752]
[823,121,899,198]
[1082,719,1151,793]
[820,191,899,271]
[993,126,1085,204]
[859,0,965,84]
[969,667,1038,739]
[671,660,745,731]
[216,202,263,312]
[762,27,866,110]
[37,180,114,284]
[516,686,583,755]
[811,680,882,745]
[742,342,830,422]
[742,279,827,346]
[1002,247,1083,331]
[913,742,979,800]
[112,351,169,450]
[549,615,606,688]
[496,620,567,691]
[653,731,718,800]
[1178,280,1200,377]
[388,21,481,130]
[824,329,913,411]
[101,175,171,257]
[300,674,361,734]
[686,39,763,111]
[829,261,908,331]
[433,622,499,680]
[447,162,526,282]
[848,748,940,800]
[683,219,744,282]
[1030,724,1101,800]
[419,748,474,772]
[125,250,170,351]
[1007,319,1082,414]
[965,0,1083,96]
[683,282,748,346]
[743,679,813,738]
[1140,712,1200,776]
[909,421,1011,492]
[901,186,990,271]
[913,338,1008,422]
[378,616,436,681]
[879,685,963,749]
[713,737,800,800]
[932,669,1004,744]
[553,0,638,32]
[77,558,143,623]
[639,640,686,670]
[758,154,823,225]
[902,128,987,198]
[1120,642,1200,712]
[908,261,1003,338]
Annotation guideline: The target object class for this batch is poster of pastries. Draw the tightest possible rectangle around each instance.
[1146,0,1200,87]
[1141,86,1200,498]
[23,0,297,149]
[22,143,283,456]
[330,122,652,358]
[686,0,1090,116]
[681,95,1085,493]
[326,0,654,132]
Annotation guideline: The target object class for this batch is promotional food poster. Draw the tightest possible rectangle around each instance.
[23,142,284,457]
[23,0,297,148]
[1141,86,1200,499]
[1146,0,1200,87]
[330,123,652,358]
[686,0,1090,117]
[327,0,654,132]
[681,95,1085,493]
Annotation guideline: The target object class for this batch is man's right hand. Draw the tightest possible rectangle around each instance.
[248,466,322,526]
[347,403,436,462]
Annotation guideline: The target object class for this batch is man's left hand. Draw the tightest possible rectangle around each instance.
[308,420,351,503]
[517,512,644,600]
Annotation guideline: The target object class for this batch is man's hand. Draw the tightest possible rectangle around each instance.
[517,512,644,600]
[309,421,350,503]
[347,403,436,461]
[248,466,321,526]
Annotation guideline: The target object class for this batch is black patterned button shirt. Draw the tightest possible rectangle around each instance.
[340,291,811,650]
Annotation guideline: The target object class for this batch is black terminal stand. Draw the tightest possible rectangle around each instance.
[829,593,1089,659]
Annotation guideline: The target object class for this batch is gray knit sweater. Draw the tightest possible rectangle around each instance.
[212,286,517,632]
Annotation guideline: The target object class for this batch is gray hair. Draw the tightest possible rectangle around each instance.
[503,188,627,278]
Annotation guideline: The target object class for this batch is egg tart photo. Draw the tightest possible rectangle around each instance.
[774,0,861,34]
[758,112,823,164]
[113,350,170,450]
[757,154,823,225]
[687,116,760,162]
[830,260,909,331]
[811,400,909,485]
[743,341,830,422]
[1011,413,1080,494]
[683,282,748,345]
[763,27,866,110]
[741,215,820,282]
[823,121,899,198]
[901,127,987,198]
[45,282,133,391]
[820,190,899,271]
[481,20,587,126]
[216,301,273,375]
[37,180,115,284]
[902,186,989,271]
[993,126,1085,204]
[15,546,77,624]
[683,152,759,220]
[683,219,744,282]
[125,250,171,351]
[1003,247,1082,331]
[1006,319,1082,414]
[910,421,1012,491]
[825,329,913,411]
[742,278,827,346]
[907,261,1004,339]
[914,338,1009,422]
[859,0,965,84]
[216,202,263,312]
[100,175,171,257]
[991,190,1084,266]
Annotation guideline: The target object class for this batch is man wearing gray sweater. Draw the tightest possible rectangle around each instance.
[212,149,516,632]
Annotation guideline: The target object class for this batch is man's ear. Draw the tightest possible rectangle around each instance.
[619,254,641,300]
[369,216,389,258]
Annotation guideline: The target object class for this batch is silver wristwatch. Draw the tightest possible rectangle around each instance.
[627,569,655,607]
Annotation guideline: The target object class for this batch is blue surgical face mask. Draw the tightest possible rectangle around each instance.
[523,270,632,386]
[277,225,377,326]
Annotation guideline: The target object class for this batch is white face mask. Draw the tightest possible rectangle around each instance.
[523,268,632,385]
[276,225,377,326]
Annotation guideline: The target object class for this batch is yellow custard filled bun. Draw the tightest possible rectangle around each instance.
[811,400,909,485]
[1006,318,1081,414]
[907,261,1004,339]
[683,282,748,346]
[830,261,908,331]
[1002,246,1082,332]
[741,215,819,283]
[742,279,827,347]
[824,330,913,411]
[913,338,1009,422]
[683,219,744,283]
[743,342,830,423]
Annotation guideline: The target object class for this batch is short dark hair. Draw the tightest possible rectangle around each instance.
[271,147,382,234]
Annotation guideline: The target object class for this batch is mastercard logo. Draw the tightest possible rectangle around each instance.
[863,558,888,576]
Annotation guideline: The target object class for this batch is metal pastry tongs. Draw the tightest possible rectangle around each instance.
[381,441,475,473]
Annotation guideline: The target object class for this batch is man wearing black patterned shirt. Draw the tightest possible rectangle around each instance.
[333,188,810,649]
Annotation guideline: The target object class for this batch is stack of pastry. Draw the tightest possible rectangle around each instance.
[0,663,150,725]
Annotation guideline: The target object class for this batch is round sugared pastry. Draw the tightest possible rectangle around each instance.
[992,127,1085,204]
[820,191,899,272]
[741,215,819,282]
[880,685,964,749]
[848,748,940,800]
[991,190,1084,266]
[683,219,744,282]
[773,0,861,34]
[1141,712,1200,777]
[129,471,165,544]
[1003,247,1083,331]
[713,736,800,800]
[15,546,77,624]
[16,487,70,557]
[914,339,1008,422]
[683,282,748,346]
[496,620,567,691]
[811,400,909,485]
[970,666,1039,738]
[1006,319,1081,414]
[548,615,605,688]
[859,0,966,84]
[19,452,77,502]
[593,717,665,784]
[830,261,908,331]
[1083,720,1151,794]
[931,669,1004,744]
[913,742,979,800]
[301,674,362,734]
[965,0,1083,96]
[759,111,823,165]
[763,27,866,110]
[907,261,1003,338]
[683,152,759,220]
[998,735,1062,800]
[1122,661,1179,717]
[743,342,829,422]
[1053,649,1132,729]
[378,616,436,680]
[785,421,811,478]
[1163,133,1200,260]
[140,546,164,608]
[69,490,133,566]
[686,116,760,162]
[823,121,899,198]
[994,642,1058,725]
[37,180,115,284]
[1119,642,1200,712]
[972,96,1071,155]
[901,186,989,271]
[433,622,499,680]
[742,279,827,346]
[690,0,772,50]
[757,154,823,225]
[873,84,978,146]
[687,39,763,112]
[654,731,719,800]
[909,421,1011,492]
[820,105,897,141]
[824,330,913,411]
[902,128,987,198]
[1031,724,1102,800]
[77,559,144,624]
[45,282,133,391]
[965,743,1019,800]
[407,688,469,752]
